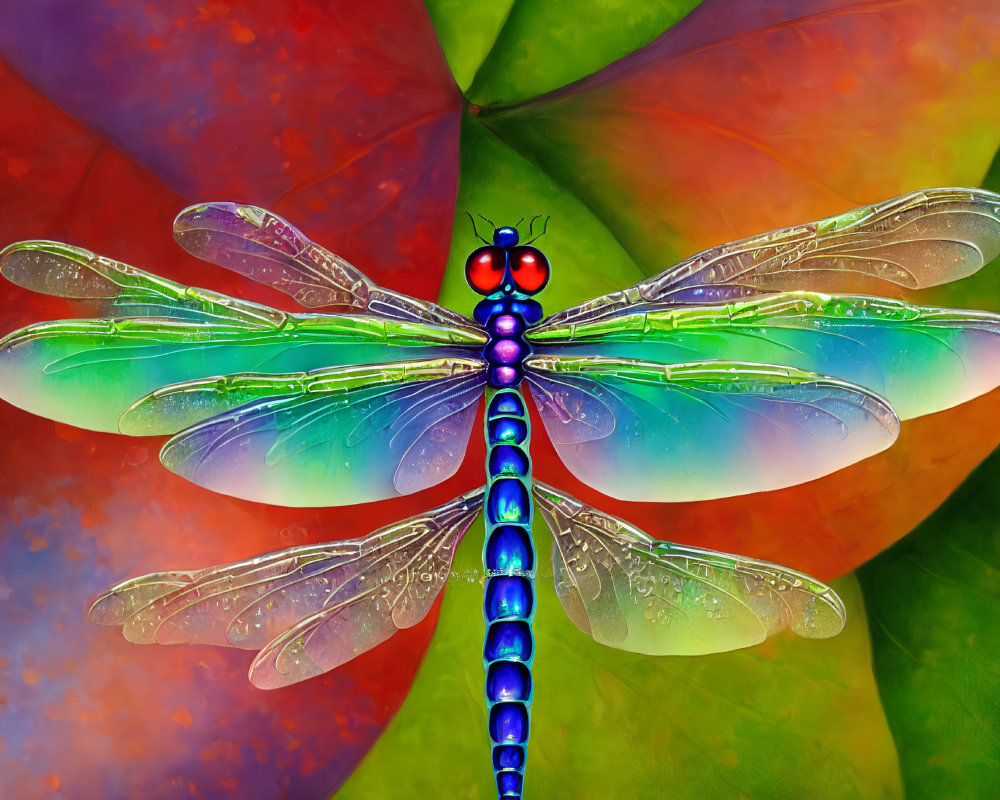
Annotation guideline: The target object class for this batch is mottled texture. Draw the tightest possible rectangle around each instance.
[859,448,1000,799]
[0,0,462,298]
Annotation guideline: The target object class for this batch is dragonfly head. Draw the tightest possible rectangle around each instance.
[492,226,520,248]
[465,226,550,299]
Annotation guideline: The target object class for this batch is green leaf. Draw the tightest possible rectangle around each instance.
[424,0,516,92]
[462,0,702,107]
[857,448,1000,800]
[425,0,702,106]
[338,519,902,798]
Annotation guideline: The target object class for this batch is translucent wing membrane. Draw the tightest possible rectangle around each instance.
[534,483,845,655]
[526,356,898,502]
[89,488,484,689]
[529,292,1000,420]
[0,242,485,432]
[543,188,1000,325]
[174,203,480,333]
[0,240,285,324]
[138,358,486,506]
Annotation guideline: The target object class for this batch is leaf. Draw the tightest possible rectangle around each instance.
[461,0,703,105]
[857,447,1000,799]
[446,93,1000,583]
[424,0,516,91]
[0,1,463,299]
[438,115,644,315]
[448,0,1000,582]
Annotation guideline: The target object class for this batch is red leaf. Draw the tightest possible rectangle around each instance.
[0,1,463,790]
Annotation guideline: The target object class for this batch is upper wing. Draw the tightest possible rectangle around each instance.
[0,240,486,432]
[1,239,284,324]
[525,355,898,502]
[89,488,484,689]
[534,483,844,655]
[528,292,1000,420]
[121,358,486,506]
[541,188,1000,326]
[173,202,480,332]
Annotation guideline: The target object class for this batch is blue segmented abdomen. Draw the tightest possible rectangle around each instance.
[483,387,536,800]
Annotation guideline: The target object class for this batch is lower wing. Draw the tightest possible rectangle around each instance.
[534,483,844,655]
[91,481,842,689]
[89,488,484,689]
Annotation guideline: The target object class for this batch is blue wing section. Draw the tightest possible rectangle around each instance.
[526,355,898,502]
[126,358,487,507]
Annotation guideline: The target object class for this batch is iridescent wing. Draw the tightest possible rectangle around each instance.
[173,202,479,331]
[528,292,1000,420]
[0,239,285,323]
[525,355,898,502]
[89,488,483,689]
[120,358,487,506]
[534,483,844,655]
[541,188,1000,325]
[0,241,486,431]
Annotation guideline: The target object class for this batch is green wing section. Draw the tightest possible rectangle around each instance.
[528,291,1000,420]
[0,241,486,432]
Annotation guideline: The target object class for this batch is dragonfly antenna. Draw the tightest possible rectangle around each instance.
[465,212,490,244]
[524,214,550,244]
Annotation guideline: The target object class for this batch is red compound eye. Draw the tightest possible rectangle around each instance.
[465,246,506,294]
[509,246,549,294]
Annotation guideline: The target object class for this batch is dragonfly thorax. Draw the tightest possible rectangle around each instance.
[477,296,542,388]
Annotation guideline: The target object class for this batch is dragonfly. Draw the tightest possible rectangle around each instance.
[2,187,1000,799]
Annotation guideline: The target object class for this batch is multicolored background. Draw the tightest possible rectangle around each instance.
[0,1,998,797]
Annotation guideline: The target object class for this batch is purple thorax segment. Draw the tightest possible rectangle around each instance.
[477,298,541,387]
